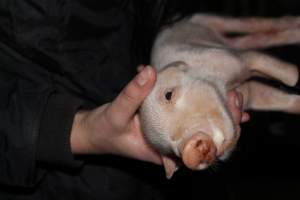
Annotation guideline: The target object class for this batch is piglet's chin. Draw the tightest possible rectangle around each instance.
[179,133,217,170]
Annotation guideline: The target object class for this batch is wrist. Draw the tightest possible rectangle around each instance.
[70,110,94,154]
[70,107,113,155]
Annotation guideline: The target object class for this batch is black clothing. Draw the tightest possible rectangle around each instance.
[0,0,166,199]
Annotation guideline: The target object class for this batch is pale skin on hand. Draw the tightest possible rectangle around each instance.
[70,65,249,165]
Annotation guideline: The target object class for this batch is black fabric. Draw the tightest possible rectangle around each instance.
[0,0,167,199]
[294,68,300,90]
[37,93,84,168]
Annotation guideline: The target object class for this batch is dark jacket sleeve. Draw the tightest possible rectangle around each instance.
[0,74,49,188]
[0,0,142,189]
[0,44,83,188]
[37,93,84,169]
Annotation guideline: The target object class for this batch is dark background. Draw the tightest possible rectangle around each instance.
[152,0,300,199]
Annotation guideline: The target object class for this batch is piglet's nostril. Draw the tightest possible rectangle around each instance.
[195,140,203,148]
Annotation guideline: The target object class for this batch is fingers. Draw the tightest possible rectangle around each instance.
[227,90,250,126]
[137,64,146,72]
[241,112,250,123]
[107,66,157,127]
[236,92,250,123]
[237,91,250,123]
[227,91,242,125]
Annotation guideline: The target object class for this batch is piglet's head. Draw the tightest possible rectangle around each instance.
[140,62,239,178]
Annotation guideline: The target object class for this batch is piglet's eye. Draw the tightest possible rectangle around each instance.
[165,90,173,101]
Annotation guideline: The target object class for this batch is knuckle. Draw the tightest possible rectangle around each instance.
[122,83,142,103]
[104,105,124,130]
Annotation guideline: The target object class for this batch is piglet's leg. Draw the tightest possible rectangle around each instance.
[238,81,300,114]
[191,14,300,34]
[242,51,299,87]
[228,28,300,49]
[191,15,300,49]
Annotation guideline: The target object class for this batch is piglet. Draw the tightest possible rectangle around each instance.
[139,14,300,178]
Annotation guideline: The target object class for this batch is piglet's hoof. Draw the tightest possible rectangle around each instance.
[181,133,217,170]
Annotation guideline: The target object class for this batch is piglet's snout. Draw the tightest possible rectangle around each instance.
[180,133,217,170]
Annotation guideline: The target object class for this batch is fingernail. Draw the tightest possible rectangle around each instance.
[242,112,250,122]
[136,66,152,86]
[137,64,146,72]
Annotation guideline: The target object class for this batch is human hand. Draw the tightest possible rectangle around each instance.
[70,66,162,165]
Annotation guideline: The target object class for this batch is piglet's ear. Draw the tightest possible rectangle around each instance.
[160,61,190,73]
[162,156,180,179]
[176,61,189,72]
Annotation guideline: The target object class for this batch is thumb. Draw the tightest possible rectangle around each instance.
[227,90,242,125]
[107,66,156,126]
